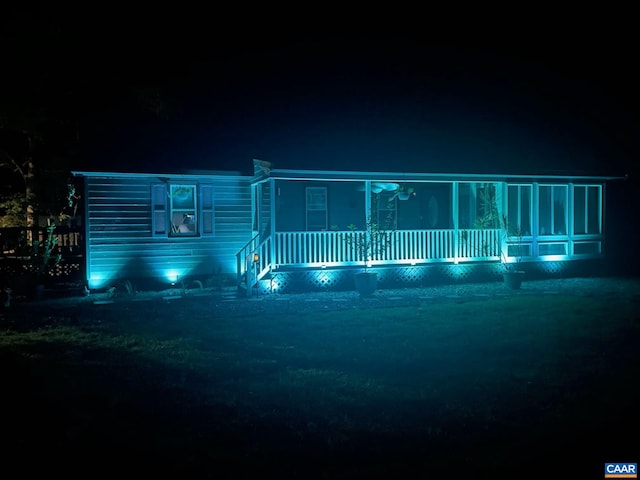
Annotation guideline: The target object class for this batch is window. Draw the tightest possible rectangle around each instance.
[574,185,601,235]
[475,183,499,228]
[170,185,197,235]
[539,185,567,236]
[538,242,567,255]
[458,183,499,229]
[574,242,601,255]
[507,185,531,236]
[306,187,327,230]
[151,183,214,237]
[376,191,397,229]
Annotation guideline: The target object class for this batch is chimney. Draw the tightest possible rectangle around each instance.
[253,159,271,180]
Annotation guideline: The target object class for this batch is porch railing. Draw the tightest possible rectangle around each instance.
[0,226,83,255]
[272,228,502,267]
[0,226,85,282]
[235,234,273,291]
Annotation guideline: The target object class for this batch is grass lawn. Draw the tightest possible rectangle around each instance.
[1,278,639,478]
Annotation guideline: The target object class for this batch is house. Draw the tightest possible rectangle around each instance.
[72,159,625,295]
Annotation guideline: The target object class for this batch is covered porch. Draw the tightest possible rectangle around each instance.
[237,161,611,293]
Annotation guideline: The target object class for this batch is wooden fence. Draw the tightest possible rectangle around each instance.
[0,226,85,282]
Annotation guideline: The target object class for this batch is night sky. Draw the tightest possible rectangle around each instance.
[2,7,638,178]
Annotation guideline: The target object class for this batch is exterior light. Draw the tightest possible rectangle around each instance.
[253,253,259,263]
[166,270,179,284]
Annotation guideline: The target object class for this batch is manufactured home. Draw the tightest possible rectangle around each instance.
[73,160,624,295]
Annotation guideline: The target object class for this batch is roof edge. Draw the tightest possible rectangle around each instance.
[269,168,627,182]
[71,171,249,179]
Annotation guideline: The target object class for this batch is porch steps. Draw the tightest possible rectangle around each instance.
[236,281,264,299]
[237,268,274,298]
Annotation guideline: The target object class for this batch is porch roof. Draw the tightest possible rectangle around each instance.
[265,168,626,184]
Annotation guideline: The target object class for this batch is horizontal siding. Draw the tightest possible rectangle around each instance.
[85,175,252,286]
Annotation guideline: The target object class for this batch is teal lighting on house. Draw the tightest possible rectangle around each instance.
[269,276,281,292]
[537,258,568,274]
[314,270,337,286]
[539,255,569,262]
[89,272,109,290]
[73,162,623,295]
[533,260,568,275]
[164,269,180,285]
[448,264,475,280]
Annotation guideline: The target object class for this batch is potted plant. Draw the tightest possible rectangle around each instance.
[338,212,395,297]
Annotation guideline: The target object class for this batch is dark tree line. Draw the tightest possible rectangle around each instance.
[0,4,175,227]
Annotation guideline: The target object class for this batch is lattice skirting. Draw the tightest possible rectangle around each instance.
[257,260,605,294]
[0,259,83,281]
[46,261,83,278]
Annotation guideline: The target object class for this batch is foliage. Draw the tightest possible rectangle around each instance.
[493,214,524,272]
[0,194,28,227]
[22,223,63,280]
[5,183,81,285]
[336,212,395,272]
[472,186,524,272]
[57,183,80,226]
[39,184,79,277]
[108,279,136,298]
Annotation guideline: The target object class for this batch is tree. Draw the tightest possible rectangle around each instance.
[0,115,40,227]
[1,4,177,228]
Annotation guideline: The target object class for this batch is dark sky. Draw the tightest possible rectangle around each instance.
[2,7,638,177]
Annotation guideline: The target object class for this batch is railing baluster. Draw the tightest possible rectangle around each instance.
[313,233,317,263]
[268,228,507,267]
[299,232,303,262]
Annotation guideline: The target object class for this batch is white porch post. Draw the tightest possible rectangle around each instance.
[269,177,276,267]
[365,180,372,267]
[601,182,606,236]
[568,183,574,256]
[497,182,507,260]
[250,183,257,236]
[365,180,372,221]
[532,182,539,257]
[452,181,459,264]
